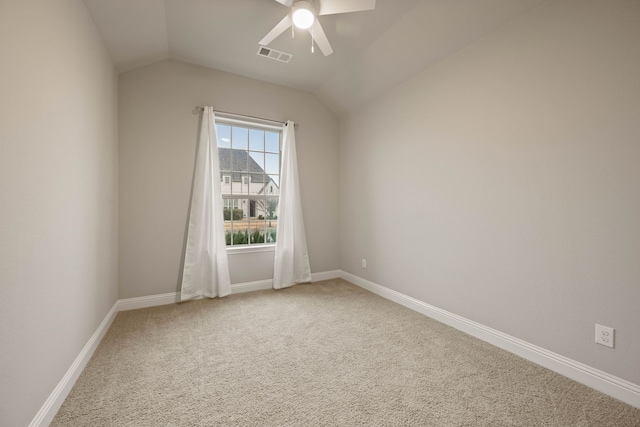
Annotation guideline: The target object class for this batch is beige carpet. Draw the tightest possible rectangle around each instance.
[52,279,640,426]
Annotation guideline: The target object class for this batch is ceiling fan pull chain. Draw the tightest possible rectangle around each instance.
[291,12,295,39]
[311,26,315,53]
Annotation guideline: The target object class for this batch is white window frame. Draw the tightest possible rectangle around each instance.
[216,113,282,254]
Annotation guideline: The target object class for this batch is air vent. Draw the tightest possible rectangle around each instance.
[257,46,292,63]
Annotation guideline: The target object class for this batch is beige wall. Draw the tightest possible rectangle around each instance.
[339,0,640,385]
[118,60,339,298]
[0,1,119,425]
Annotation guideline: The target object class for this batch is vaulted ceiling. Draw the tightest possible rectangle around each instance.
[84,0,545,114]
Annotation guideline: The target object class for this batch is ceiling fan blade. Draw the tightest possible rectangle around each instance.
[318,0,376,16]
[309,21,333,56]
[259,14,293,46]
[274,0,294,6]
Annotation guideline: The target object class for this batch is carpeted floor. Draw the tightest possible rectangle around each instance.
[52,279,640,426]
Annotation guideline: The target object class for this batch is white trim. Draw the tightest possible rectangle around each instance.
[311,270,341,282]
[215,112,284,132]
[339,270,640,409]
[227,244,275,255]
[229,270,342,294]
[116,270,342,311]
[29,301,119,427]
[118,292,180,311]
[232,279,273,294]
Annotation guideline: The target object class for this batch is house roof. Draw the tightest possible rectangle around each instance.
[218,148,271,184]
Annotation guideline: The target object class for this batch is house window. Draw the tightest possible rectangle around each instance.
[216,115,280,247]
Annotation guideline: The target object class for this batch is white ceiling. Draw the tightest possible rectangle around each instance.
[84,0,545,114]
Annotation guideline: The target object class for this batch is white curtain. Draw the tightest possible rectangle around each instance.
[273,121,311,289]
[180,107,231,300]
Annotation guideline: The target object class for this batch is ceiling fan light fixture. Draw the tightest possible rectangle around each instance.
[292,1,315,30]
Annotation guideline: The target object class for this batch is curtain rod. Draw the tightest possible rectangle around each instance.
[193,106,297,129]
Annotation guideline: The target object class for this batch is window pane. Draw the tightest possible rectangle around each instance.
[248,198,265,219]
[249,151,265,195]
[234,173,247,194]
[249,151,265,170]
[232,127,248,150]
[265,153,279,174]
[265,132,279,153]
[265,198,278,243]
[249,129,264,151]
[222,198,237,246]
[219,148,231,172]
[231,200,249,245]
[217,125,231,148]
[232,231,249,245]
[221,175,231,194]
[249,220,265,244]
[231,150,247,172]
[267,175,279,194]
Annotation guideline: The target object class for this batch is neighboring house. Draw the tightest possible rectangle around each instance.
[218,147,279,218]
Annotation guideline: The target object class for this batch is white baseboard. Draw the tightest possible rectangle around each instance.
[116,284,269,310]
[29,301,119,427]
[117,270,342,311]
[339,270,640,410]
[232,279,272,294]
[230,270,341,293]
[311,270,341,282]
[118,292,180,311]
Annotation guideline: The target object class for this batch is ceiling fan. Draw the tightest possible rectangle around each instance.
[259,0,376,56]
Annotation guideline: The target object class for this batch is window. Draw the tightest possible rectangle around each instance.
[216,115,280,247]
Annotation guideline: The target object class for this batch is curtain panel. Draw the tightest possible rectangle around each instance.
[273,121,311,289]
[180,107,231,300]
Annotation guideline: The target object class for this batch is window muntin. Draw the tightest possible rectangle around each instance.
[217,119,280,247]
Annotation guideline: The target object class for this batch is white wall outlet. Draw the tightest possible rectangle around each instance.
[595,324,614,348]
[361,259,367,269]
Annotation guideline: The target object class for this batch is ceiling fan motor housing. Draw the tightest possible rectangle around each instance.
[292,1,316,29]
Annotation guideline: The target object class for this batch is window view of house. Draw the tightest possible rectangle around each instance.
[217,123,280,246]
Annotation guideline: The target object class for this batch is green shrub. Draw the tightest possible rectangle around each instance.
[250,229,264,244]
[232,230,248,245]
[224,208,244,221]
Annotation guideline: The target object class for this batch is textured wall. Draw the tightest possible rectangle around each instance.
[0,1,119,425]
[118,60,339,298]
[339,0,640,385]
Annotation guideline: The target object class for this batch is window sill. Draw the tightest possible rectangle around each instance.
[226,244,276,255]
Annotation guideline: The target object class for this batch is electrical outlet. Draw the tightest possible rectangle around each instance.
[361,259,367,269]
[595,324,614,348]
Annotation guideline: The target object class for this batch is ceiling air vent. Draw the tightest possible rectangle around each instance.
[257,46,292,63]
